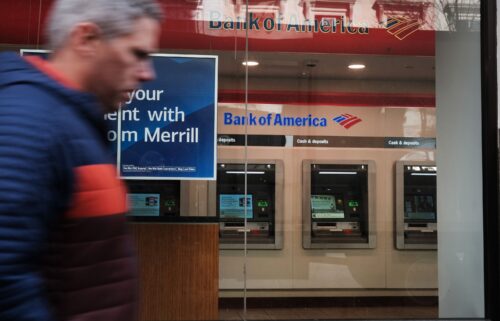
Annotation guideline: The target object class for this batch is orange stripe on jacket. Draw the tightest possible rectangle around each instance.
[24,55,82,91]
[66,164,129,218]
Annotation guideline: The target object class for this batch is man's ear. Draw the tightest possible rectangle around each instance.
[68,22,102,57]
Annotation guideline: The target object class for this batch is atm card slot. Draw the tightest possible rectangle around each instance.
[220,222,245,233]
[312,230,362,236]
[223,226,250,233]
[220,230,271,238]
[312,222,360,234]
[315,223,341,232]
[311,233,366,243]
[405,230,437,244]
[224,222,245,227]
[408,223,427,227]
[221,222,269,234]
[405,223,436,233]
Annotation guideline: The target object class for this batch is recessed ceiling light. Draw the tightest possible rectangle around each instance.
[242,61,259,66]
[348,64,365,70]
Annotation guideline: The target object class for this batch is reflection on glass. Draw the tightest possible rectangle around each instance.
[126,180,180,218]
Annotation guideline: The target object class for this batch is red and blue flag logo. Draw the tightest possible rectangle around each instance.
[333,114,362,129]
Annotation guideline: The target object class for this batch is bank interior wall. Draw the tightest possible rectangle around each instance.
[197,71,437,297]
[212,73,437,296]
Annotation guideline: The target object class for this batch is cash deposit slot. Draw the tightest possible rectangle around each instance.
[126,180,180,217]
[303,161,376,249]
[395,162,437,250]
[208,160,284,249]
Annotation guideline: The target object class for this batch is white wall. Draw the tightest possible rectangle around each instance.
[436,30,484,317]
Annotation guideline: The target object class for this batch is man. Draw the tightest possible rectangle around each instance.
[0,1,163,320]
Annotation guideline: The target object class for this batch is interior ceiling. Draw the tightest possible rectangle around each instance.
[164,49,435,82]
[1,44,435,82]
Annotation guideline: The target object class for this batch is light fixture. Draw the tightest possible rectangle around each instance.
[242,61,259,66]
[411,173,437,176]
[226,171,265,175]
[318,171,357,175]
[348,64,365,70]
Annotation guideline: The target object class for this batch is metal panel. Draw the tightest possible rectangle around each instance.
[395,161,437,250]
[208,159,284,250]
[302,159,376,249]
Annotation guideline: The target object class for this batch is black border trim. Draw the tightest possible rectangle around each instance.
[219,297,438,309]
[481,0,499,320]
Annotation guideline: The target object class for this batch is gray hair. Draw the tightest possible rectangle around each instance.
[46,0,164,50]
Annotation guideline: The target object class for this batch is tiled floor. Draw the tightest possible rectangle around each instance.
[218,306,438,320]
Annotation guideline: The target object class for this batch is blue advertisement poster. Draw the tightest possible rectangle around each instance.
[21,51,218,180]
[114,54,218,180]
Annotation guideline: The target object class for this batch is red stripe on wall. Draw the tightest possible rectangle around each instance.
[0,0,53,46]
[160,21,434,56]
[219,90,436,107]
[0,2,434,56]
[66,164,128,219]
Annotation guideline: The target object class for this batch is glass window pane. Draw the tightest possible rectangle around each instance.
[0,1,490,320]
[218,0,482,319]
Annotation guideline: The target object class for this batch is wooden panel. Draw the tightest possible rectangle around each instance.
[131,224,219,321]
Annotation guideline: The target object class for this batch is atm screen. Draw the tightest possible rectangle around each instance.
[127,193,160,216]
[219,194,253,219]
[404,195,436,220]
[311,194,344,219]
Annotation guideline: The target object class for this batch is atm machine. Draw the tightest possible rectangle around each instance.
[208,160,284,249]
[302,160,376,249]
[126,180,181,218]
[395,161,437,250]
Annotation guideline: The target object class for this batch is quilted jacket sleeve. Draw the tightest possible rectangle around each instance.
[0,86,69,321]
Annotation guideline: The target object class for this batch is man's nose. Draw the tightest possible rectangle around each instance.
[139,60,155,82]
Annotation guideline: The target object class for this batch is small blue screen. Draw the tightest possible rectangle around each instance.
[219,194,253,219]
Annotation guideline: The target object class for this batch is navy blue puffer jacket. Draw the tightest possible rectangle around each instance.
[0,52,137,321]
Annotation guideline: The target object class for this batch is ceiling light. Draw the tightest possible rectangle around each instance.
[411,173,437,176]
[242,61,259,66]
[318,171,357,175]
[226,171,265,175]
[348,64,365,70]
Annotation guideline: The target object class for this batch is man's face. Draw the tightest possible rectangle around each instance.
[89,17,160,112]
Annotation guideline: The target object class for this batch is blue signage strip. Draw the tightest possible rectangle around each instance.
[113,54,218,180]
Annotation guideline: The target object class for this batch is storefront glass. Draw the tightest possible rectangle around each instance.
[217,0,485,319]
[0,0,493,320]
